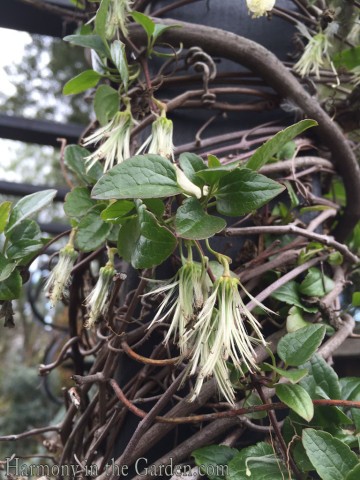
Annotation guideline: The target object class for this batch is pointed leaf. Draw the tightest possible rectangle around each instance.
[63,70,101,95]
[215,168,284,216]
[0,201,12,233]
[95,0,111,39]
[302,428,358,480]
[263,363,308,384]
[63,34,109,57]
[101,200,135,222]
[246,120,318,170]
[76,206,111,251]
[131,11,155,38]
[300,355,341,399]
[276,383,314,421]
[175,198,226,240]
[299,268,334,297]
[64,187,96,218]
[5,190,56,235]
[0,270,22,301]
[0,253,17,282]
[92,154,182,200]
[118,203,176,268]
[277,324,326,367]
[179,152,207,187]
[110,40,129,91]
[64,145,102,185]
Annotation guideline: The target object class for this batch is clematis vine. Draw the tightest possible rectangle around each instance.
[45,229,78,307]
[82,99,134,172]
[84,248,117,329]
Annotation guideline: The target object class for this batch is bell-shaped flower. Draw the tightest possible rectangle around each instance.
[105,0,133,39]
[137,112,174,160]
[83,104,134,173]
[185,274,268,404]
[84,249,117,328]
[175,165,203,199]
[294,25,332,78]
[45,231,78,307]
[246,0,276,18]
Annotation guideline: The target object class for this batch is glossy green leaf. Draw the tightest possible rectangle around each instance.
[63,34,109,57]
[299,268,334,297]
[118,202,176,269]
[7,220,43,260]
[179,152,207,187]
[300,355,340,399]
[175,198,226,240]
[95,0,111,39]
[0,253,17,282]
[92,154,182,200]
[277,324,326,367]
[131,11,155,38]
[63,70,101,95]
[271,281,316,313]
[100,200,134,222]
[196,166,236,187]
[192,445,237,480]
[143,199,165,217]
[94,85,119,125]
[215,168,285,216]
[76,206,111,252]
[276,383,314,421]
[286,306,310,332]
[110,40,129,91]
[227,442,288,480]
[207,154,221,168]
[0,270,22,301]
[64,187,96,218]
[302,428,358,480]
[152,23,179,43]
[263,363,308,384]
[246,120,318,171]
[5,190,56,235]
[0,201,12,233]
[64,145,103,185]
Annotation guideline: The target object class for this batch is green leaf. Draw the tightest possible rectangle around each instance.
[346,464,360,480]
[340,377,360,401]
[179,152,207,187]
[352,292,360,307]
[76,206,111,252]
[110,40,129,91]
[131,11,155,39]
[299,268,334,297]
[263,363,308,384]
[5,190,57,235]
[7,220,43,260]
[118,202,176,269]
[94,85,119,125]
[143,199,165,217]
[152,23,179,43]
[0,270,22,301]
[63,70,101,95]
[92,154,182,200]
[64,187,96,218]
[215,168,284,216]
[175,198,226,240]
[271,281,316,313]
[64,145,103,185]
[208,154,221,168]
[100,200,135,222]
[277,324,326,367]
[333,46,360,70]
[95,0,111,39]
[286,306,310,333]
[246,120,318,170]
[276,140,296,160]
[196,166,236,187]
[63,34,109,57]
[192,445,237,480]
[300,355,341,399]
[276,383,314,422]
[328,251,343,265]
[227,442,288,480]
[0,253,17,282]
[302,428,358,480]
[0,201,12,233]
[293,442,314,473]
[243,392,267,419]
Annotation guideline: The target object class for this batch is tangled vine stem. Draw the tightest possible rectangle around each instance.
[130,20,360,241]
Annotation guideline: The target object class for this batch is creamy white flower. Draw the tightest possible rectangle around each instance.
[246,0,276,18]
[137,114,174,160]
[105,0,133,39]
[144,261,211,354]
[83,108,133,172]
[185,275,267,404]
[294,25,332,78]
[45,243,78,307]
[175,165,203,199]
[84,263,116,329]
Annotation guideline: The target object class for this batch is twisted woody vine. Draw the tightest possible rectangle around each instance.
[1,0,360,479]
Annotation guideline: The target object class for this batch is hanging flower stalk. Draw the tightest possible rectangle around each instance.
[84,248,117,329]
[105,0,133,39]
[44,229,78,307]
[83,99,134,173]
